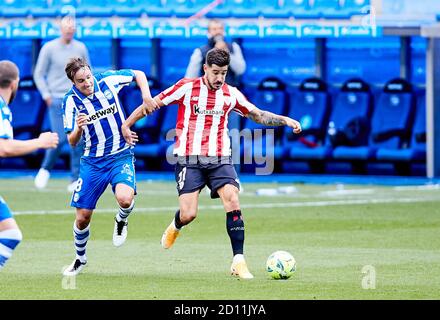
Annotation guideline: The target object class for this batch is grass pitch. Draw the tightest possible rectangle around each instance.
[1,177,439,300]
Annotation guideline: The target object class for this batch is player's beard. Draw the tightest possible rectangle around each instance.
[209,79,223,90]
[9,85,17,104]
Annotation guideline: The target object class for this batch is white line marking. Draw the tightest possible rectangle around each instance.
[13,197,439,215]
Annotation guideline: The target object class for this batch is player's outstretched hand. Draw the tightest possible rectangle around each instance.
[121,124,139,146]
[38,132,59,149]
[142,97,159,116]
[286,118,302,134]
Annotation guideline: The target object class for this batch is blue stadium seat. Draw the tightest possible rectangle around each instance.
[0,40,34,78]
[285,77,331,163]
[287,78,371,173]
[241,39,316,87]
[221,0,260,18]
[340,0,370,16]
[75,0,113,17]
[160,38,205,87]
[165,0,195,18]
[241,78,288,169]
[0,0,33,18]
[9,77,45,141]
[118,39,152,72]
[245,0,289,18]
[31,0,67,17]
[333,79,415,165]
[120,80,162,143]
[109,0,139,17]
[283,0,320,19]
[188,0,230,18]
[138,0,171,17]
[134,103,178,161]
[312,0,351,19]
[376,91,426,163]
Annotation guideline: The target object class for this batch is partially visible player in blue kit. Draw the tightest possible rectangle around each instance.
[61,57,157,276]
[0,60,59,271]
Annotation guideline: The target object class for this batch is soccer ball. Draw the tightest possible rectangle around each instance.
[266,250,296,280]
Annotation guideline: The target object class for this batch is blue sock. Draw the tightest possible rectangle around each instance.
[226,210,245,256]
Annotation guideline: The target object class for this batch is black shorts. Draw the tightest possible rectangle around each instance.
[175,156,240,199]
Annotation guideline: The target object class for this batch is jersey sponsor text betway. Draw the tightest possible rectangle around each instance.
[86,103,117,124]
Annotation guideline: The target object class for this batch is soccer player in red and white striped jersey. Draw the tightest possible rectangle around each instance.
[122,48,301,279]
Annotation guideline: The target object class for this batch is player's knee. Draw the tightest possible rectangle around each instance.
[225,192,240,211]
[76,213,92,228]
[116,194,134,209]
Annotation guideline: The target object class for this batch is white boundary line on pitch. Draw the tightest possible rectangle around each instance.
[13,197,439,215]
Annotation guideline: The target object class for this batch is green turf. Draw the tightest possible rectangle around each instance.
[1,178,439,299]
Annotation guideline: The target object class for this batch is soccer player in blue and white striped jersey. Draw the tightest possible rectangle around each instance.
[62,57,158,276]
[0,60,59,271]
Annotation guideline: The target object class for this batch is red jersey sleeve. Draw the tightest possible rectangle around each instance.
[230,86,256,116]
[158,78,193,106]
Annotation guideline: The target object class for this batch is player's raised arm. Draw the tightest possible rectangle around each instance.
[121,96,165,146]
[247,107,302,134]
[132,70,159,115]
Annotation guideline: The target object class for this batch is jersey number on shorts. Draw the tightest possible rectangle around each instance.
[177,167,187,190]
[75,178,83,192]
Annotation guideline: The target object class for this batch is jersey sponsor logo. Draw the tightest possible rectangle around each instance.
[193,104,225,116]
[86,104,117,124]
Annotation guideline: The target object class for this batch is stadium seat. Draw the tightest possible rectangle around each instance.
[75,0,113,17]
[241,78,288,171]
[283,0,320,19]
[376,91,426,163]
[286,78,371,173]
[118,38,152,72]
[333,78,415,170]
[339,0,370,16]
[138,0,171,17]
[189,0,230,19]
[0,0,33,18]
[120,80,162,145]
[30,0,69,17]
[9,77,45,141]
[312,0,351,19]
[245,0,290,18]
[109,0,139,17]
[284,77,331,170]
[219,0,260,18]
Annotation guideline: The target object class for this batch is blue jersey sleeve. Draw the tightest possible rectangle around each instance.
[95,69,136,93]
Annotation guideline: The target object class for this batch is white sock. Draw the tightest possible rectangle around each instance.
[233,254,245,264]
[116,199,135,222]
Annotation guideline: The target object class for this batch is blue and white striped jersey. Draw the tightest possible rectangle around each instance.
[62,69,135,157]
[0,95,13,140]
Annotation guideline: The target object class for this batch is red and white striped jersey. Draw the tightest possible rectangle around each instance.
[158,77,256,156]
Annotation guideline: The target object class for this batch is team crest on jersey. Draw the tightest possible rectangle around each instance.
[104,89,113,100]
[121,164,134,177]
